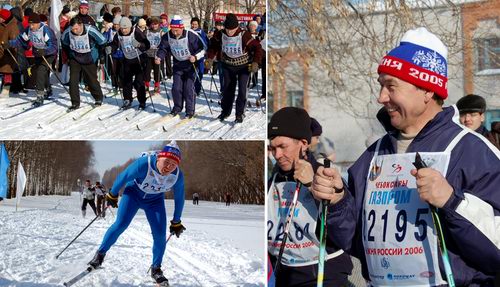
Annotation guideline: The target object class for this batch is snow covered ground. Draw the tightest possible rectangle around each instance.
[0,192,265,286]
[0,74,266,140]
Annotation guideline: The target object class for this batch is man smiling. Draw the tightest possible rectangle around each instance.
[311,27,500,286]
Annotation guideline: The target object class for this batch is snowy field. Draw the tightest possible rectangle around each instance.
[0,193,265,286]
[0,74,266,140]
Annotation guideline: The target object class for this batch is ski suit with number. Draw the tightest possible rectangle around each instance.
[267,151,353,287]
[97,152,185,267]
[334,106,500,287]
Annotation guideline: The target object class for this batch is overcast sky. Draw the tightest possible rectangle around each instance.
[92,141,164,178]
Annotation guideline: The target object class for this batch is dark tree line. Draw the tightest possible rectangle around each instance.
[2,141,97,198]
[102,141,265,205]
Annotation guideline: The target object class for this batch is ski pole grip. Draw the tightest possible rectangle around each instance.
[323,158,331,206]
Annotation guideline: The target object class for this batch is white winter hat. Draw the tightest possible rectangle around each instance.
[119,17,132,29]
[113,15,122,25]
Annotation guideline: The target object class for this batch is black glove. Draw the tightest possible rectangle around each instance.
[169,220,186,238]
[1,41,10,49]
[34,48,45,57]
[0,197,3,202]
[106,193,118,208]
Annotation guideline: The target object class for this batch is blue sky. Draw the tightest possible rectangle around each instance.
[92,141,164,178]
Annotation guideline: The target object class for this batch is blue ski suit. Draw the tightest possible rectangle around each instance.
[98,153,185,267]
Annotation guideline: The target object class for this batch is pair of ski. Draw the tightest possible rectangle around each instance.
[63,266,169,287]
[136,113,194,132]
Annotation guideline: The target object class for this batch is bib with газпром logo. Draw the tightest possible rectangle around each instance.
[222,32,246,59]
[362,131,467,287]
[119,29,141,60]
[29,28,47,49]
[135,154,179,194]
[167,32,190,61]
[69,30,91,54]
[267,173,343,267]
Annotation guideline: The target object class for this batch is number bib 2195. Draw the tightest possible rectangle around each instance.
[363,151,449,286]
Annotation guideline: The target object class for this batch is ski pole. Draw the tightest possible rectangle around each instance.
[413,152,455,287]
[147,232,175,274]
[159,63,172,112]
[55,205,110,259]
[41,55,70,94]
[2,42,22,71]
[317,156,331,287]
[107,55,123,106]
[191,62,213,115]
[135,50,156,112]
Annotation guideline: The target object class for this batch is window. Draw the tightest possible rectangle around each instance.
[287,90,304,108]
[477,38,500,72]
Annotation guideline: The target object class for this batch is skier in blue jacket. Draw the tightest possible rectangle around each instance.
[88,141,186,287]
[311,27,500,287]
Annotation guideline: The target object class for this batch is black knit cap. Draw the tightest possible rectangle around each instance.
[224,13,238,29]
[62,5,70,15]
[28,13,41,24]
[310,117,322,137]
[103,12,113,23]
[457,94,486,114]
[268,107,312,144]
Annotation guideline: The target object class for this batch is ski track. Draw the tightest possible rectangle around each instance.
[0,193,265,286]
[0,75,265,140]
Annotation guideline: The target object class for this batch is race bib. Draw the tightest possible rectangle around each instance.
[222,32,245,58]
[363,151,449,287]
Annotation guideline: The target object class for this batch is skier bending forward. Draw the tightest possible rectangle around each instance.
[88,140,186,287]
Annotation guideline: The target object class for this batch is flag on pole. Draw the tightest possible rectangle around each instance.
[16,161,27,211]
[0,143,10,199]
[50,0,64,39]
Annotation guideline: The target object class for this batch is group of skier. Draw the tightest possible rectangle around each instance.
[0,2,266,124]
[267,27,500,287]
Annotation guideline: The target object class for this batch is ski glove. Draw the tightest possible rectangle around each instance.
[204,58,213,71]
[249,62,259,73]
[106,193,118,208]
[34,48,45,57]
[105,46,112,55]
[169,220,186,238]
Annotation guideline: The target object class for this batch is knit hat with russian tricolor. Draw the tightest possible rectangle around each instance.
[170,15,184,29]
[377,27,448,99]
[158,140,181,164]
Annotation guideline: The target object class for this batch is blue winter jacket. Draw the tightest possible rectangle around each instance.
[61,25,107,65]
[156,29,205,71]
[110,153,185,222]
[10,23,58,57]
[329,106,500,286]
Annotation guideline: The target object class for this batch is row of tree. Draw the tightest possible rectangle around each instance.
[2,141,97,198]
[102,141,265,204]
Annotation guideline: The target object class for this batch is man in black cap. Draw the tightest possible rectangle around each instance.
[456,94,488,135]
[205,13,263,123]
[267,107,353,287]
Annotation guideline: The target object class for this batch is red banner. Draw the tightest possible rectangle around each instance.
[213,12,257,22]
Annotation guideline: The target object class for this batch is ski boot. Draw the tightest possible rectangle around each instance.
[88,251,106,269]
[235,114,245,124]
[170,110,180,117]
[138,103,146,110]
[67,105,80,112]
[186,113,195,119]
[44,89,53,100]
[94,100,102,107]
[151,266,169,286]
[121,100,132,110]
[32,92,45,107]
[217,112,229,122]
